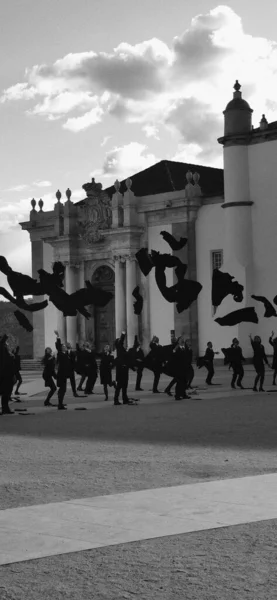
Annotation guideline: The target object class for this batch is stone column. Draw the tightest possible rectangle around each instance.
[65,263,78,348]
[126,255,138,348]
[31,239,45,358]
[140,272,151,353]
[114,257,126,338]
[77,261,86,343]
[56,308,66,341]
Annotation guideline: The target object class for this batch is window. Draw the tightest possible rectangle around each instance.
[211,250,223,316]
[211,250,223,272]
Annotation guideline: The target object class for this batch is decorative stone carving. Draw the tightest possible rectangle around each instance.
[79,178,112,244]
[92,265,114,283]
[113,253,137,263]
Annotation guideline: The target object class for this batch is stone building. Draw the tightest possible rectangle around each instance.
[20,81,277,359]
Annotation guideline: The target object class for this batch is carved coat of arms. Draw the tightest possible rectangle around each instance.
[79,178,112,245]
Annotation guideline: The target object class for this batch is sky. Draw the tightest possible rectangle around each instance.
[1,0,277,285]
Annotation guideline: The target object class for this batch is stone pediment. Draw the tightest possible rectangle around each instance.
[78,178,112,244]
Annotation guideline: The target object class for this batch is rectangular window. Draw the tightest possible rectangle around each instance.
[211,250,223,315]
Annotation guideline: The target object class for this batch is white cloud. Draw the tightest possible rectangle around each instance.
[142,124,160,139]
[1,5,277,165]
[6,184,29,192]
[63,105,104,131]
[101,135,112,147]
[102,142,159,178]
[33,180,52,188]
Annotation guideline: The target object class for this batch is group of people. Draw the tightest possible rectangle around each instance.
[1,330,277,414]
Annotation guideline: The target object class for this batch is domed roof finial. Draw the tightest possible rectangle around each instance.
[234,80,241,93]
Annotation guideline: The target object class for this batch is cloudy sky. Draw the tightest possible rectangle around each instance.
[1,0,277,283]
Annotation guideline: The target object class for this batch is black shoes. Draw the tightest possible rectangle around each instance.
[164,390,173,396]
[73,393,81,398]
[44,401,54,406]
[58,404,67,410]
[152,390,161,394]
[2,408,15,414]
[114,401,122,405]
[135,387,143,391]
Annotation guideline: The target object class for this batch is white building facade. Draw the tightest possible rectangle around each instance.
[20,82,277,359]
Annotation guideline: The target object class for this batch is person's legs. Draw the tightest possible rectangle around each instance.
[206,365,214,384]
[152,369,161,393]
[237,365,244,388]
[259,366,265,391]
[135,367,143,390]
[122,368,129,403]
[165,378,177,394]
[69,372,77,395]
[45,379,57,405]
[15,372,22,394]
[253,371,260,390]
[273,369,277,385]
[231,367,237,388]
[103,383,108,400]
[58,379,67,408]
[77,373,86,391]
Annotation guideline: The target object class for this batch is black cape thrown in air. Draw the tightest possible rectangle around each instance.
[83,281,113,307]
[0,287,48,312]
[14,310,33,332]
[251,294,277,318]
[212,269,244,308]
[0,256,44,298]
[52,261,66,288]
[132,286,143,315]
[215,307,258,326]
[160,231,188,251]
[38,269,90,318]
[135,248,154,277]
[154,255,201,313]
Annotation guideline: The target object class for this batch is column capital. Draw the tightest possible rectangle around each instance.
[64,260,81,269]
[114,253,137,263]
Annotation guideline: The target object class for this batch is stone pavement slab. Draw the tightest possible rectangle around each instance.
[1,473,277,566]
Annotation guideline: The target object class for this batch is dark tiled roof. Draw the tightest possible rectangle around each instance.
[252,120,277,133]
[75,160,224,205]
[104,160,224,198]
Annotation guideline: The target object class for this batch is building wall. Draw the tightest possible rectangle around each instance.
[43,242,56,353]
[196,202,238,356]
[148,223,174,345]
[248,139,277,355]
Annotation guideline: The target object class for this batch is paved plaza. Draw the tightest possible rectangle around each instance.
[1,366,277,599]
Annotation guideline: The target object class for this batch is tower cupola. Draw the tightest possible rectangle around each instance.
[223,81,253,136]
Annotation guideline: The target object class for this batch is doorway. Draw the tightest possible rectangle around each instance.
[91,265,115,353]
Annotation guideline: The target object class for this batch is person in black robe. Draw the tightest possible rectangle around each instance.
[76,343,87,391]
[163,336,180,396]
[55,333,74,409]
[148,336,164,393]
[269,331,277,385]
[249,334,270,392]
[100,345,115,400]
[41,347,57,406]
[129,336,145,391]
[184,339,194,389]
[171,340,190,400]
[0,334,16,414]
[203,342,219,385]
[13,345,22,395]
[85,342,98,394]
[113,332,133,405]
[54,331,80,398]
[228,338,246,389]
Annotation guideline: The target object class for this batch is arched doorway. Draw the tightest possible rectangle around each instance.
[91,265,115,353]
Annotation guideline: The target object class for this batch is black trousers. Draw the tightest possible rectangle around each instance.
[187,365,194,387]
[14,372,22,392]
[1,378,14,411]
[77,373,87,390]
[58,377,67,406]
[135,367,144,390]
[45,377,57,402]
[231,364,244,386]
[114,366,129,403]
[165,377,177,393]
[85,371,97,393]
[175,377,188,399]
[205,363,214,384]
[69,372,76,394]
[253,363,265,389]
[152,369,161,392]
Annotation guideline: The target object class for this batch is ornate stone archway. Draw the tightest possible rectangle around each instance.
[90,265,115,353]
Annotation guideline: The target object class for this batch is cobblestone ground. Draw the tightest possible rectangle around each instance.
[1,366,277,598]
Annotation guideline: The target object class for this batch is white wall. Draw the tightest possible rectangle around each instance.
[148,223,174,345]
[248,139,277,355]
[43,242,57,351]
[196,203,238,356]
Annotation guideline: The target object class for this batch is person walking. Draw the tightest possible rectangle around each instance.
[203,342,219,385]
[0,334,16,415]
[184,339,194,389]
[148,336,163,393]
[250,334,270,392]
[54,332,73,409]
[84,342,98,394]
[65,342,80,397]
[130,336,145,391]
[13,345,22,395]
[113,331,133,405]
[100,344,115,400]
[173,339,191,400]
[269,331,277,385]
[229,338,246,389]
[42,347,57,406]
